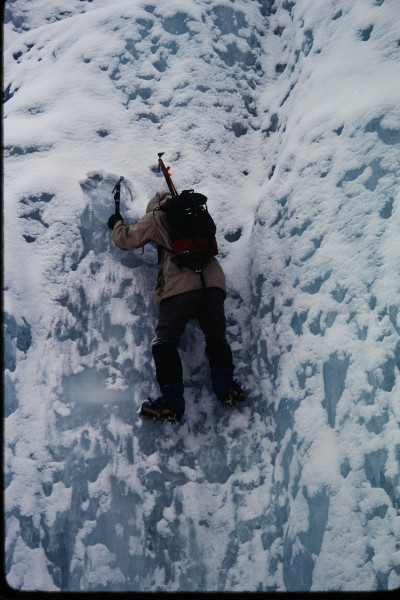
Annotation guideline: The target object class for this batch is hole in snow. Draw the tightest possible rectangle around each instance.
[224,228,242,243]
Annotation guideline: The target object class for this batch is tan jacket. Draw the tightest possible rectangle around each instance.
[112,194,226,307]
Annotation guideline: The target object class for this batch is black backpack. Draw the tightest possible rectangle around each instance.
[159,189,218,273]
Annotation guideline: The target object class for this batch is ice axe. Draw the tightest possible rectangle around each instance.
[157,153,178,197]
[112,176,124,214]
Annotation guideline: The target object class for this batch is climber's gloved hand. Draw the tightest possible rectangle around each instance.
[108,213,124,230]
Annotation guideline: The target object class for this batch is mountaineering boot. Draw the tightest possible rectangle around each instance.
[218,380,246,407]
[210,365,245,407]
[210,365,234,397]
[139,397,183,422]
[139,382,185,423]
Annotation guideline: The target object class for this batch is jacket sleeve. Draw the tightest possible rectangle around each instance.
[111,213,157,250]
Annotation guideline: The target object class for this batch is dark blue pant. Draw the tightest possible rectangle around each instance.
[151,288,234,396]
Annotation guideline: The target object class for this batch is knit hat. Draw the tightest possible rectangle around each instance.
[146,191,171,213]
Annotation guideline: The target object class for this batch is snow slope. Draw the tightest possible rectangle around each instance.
[3,0,400,592]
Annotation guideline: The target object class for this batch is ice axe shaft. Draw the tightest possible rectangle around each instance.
[157,153,178,197]
[112,176,124,213]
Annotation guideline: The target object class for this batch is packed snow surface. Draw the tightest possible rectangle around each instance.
[3,0,400,592]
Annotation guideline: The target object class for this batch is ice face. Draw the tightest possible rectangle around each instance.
[3,0,400,593]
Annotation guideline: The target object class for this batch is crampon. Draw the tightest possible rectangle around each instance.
[218,380,245,407]
[139,397,183,423]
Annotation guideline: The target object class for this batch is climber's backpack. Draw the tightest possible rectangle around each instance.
[160,189,218,274]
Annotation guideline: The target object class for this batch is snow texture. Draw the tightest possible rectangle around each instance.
[3,0,400,592]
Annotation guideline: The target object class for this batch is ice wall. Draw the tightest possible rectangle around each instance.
[4,0,400,592]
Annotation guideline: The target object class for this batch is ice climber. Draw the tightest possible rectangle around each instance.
[108,189,245,423]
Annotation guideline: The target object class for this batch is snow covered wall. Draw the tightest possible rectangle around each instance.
[3,0,400,592]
